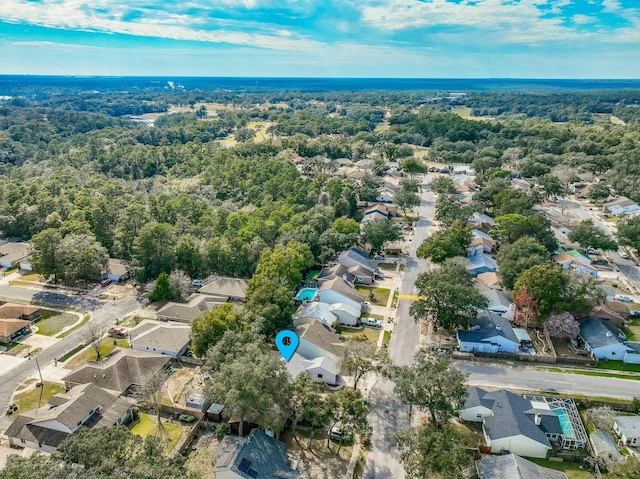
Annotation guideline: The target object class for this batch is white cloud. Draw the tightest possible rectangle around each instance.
[572,14,595,24]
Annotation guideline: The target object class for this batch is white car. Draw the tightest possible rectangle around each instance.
[616,295,633,303]
[619,251,629,260]
[360,317,383,329]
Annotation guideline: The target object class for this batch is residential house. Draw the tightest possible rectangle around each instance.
[104,258,130,283]
[376,187,395,203]
[295,319,345,363]
[328,303,361,327]
[0,303,42,322]
[604,197,640,217]
[588,301,629,329]
[461,389,587,458]
[596,285,616,302]
[317,262,374,285]
[470,235,496,254]
[128,320,191,358]
[198,276,248,302]
[0,241,31,270]
[475,272,503,290]
[287,352,339,385]
[613,415,640,447]
[466,253,498,277]
[362,202,397,220]
[579,318,640,363]
[156,294,226,323]
[481,289,515,318]
[472,229,495,243]
[590,431,622,464]
[0,318,31,343]
[476,454,567,479]
[457,311,520,354]
[5,383,131,453]
[293,302,338,328]
[213,428,300,479]
[553,253,598,278]
[317,277,366,312]
[511,178,532,192]
[62,348,171,395]
[338,248,378,276]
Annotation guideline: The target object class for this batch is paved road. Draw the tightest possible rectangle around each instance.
[364,175,435,479]
[0,283,139,433]
[458,363,640,400]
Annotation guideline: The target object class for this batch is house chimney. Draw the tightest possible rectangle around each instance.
[535,413,541,426]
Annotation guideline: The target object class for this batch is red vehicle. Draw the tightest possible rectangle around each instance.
[100,278,113,287]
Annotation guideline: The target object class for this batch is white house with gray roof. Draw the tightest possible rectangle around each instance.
[338,248,378,275]
[579,318,640,363]
[293,302,337,328]
[461,389,587,458]
[317,277,365,312]
[129,320,191,358]
[457,311,520,354]
[614,415,640,446]
[476,454,567,479]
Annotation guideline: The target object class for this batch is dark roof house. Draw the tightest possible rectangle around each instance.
[338,248,378,274]
[199,276,249,302]
[457,311,520,354]
[213,429,300,479]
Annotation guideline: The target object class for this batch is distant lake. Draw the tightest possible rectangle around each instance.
[0,75,638,96]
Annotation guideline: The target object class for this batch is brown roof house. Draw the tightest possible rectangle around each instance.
[104,258,131,283]
[156,294,226,323]
[0,303,42,322]
[0,241,31,270]
[0,318,31,343]
[62,348,171,395]
[5,383,132,453]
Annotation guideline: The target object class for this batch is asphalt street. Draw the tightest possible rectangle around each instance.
[0,283,139,433]
[458,363,640,400]
[364,174,435,479]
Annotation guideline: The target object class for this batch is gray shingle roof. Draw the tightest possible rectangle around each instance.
[62,348,170,394]
[579,318,626,350]
[482,390,552,448]
[129,322,191,354]
[318,277,366,304]
[458,311,519,345]
[464,387,493,410]
[199,276,248,300]
[476,454,567,479]
[214,429,300,478]
[295,319,345,359]
[614,416,640,438]
[338,248,377,273]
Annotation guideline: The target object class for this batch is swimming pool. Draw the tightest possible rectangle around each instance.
[295,287,319,301]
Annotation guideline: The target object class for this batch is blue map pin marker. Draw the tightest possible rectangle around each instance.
[275,330,299,362]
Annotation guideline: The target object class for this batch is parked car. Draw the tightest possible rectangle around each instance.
[619,251,629,260]
[100,278,112,287]
[586,247,600,255]
[374,272,385,280]
[109,326,128,337]
[616,295,633,302]
[360,317,383,329]
[592,259,609,266]
[191,279,203,288]
[627,310,640,318]
[330,425,352,442]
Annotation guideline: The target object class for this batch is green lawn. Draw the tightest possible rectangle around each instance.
[624,320,640,341]
[1,342,29,357]
[340,328,381,345]
[130,413,183,454]
[58,314,91,338]
[12,381,66,414]
[596,361,640,374]
[64,338,129,369]
[356,286,390,305]
[527,458,594,479]
[35,312,78,336]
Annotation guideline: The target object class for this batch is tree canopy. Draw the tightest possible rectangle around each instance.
[568,220,618,251]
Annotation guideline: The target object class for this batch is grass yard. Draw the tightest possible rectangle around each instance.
[58,314,91,337]
[624,320,640,341]
[356,287,390,306]
[383,330,391,346]
[451,421,481,448]
[35,312,78,336]
[1,342,29,356]
[377,263,397,271]
[597,360,640,374]
[130,413,183,454]
[527,458,594,479]
[340,328,382,345]
[12,381,66,414]
[64,338,129,369]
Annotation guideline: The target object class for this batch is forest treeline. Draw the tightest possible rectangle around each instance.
[1,88,639,285]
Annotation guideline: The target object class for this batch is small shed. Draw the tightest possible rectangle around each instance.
[207,403,224,423]
[186,394,207,411]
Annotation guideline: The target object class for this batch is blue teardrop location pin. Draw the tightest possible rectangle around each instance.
[275,330,299,362]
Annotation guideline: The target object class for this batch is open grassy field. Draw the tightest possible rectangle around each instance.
[36,312,78,336]
[12,381,66,415]
[340,327,382,346]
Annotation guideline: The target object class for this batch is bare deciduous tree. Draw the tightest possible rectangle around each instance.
[82,323,108,361]
[136,369,170,431]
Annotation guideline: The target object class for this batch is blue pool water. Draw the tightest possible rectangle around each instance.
[295,288,318,301]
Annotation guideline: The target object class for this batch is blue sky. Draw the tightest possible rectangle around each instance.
[1,0,639,78]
